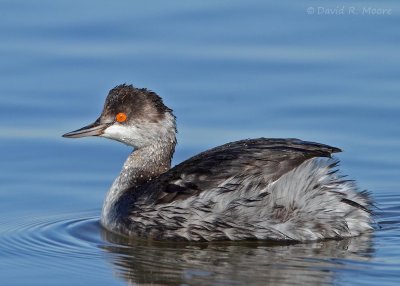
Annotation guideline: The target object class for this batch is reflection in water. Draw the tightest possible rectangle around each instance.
[101,229,374,285]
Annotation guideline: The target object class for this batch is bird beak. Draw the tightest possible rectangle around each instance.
[62,119,112,138]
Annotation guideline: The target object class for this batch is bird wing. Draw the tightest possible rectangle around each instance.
[149,138,341,204]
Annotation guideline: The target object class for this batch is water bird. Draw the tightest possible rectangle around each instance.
[63,84,373,241]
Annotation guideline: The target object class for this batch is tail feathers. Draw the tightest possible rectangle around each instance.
[259,158,374,241]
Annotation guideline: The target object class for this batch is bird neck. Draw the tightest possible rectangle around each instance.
[101,140,176,227]
[120,142,175,189]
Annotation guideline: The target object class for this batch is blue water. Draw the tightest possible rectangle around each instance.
[1,0,400,285]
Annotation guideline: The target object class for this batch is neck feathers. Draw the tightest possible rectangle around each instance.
[120,140,175,189]
[101,139,175,228]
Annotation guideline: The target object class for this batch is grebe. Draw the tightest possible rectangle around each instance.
[63,84,373,241]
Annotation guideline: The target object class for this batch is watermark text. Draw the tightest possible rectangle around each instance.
[306,6,392,16]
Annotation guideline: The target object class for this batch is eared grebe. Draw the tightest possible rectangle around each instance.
[63,84,373,241]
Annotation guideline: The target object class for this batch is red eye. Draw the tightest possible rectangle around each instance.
[116,112,127,123]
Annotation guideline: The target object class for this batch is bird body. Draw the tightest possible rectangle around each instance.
[63,84,373,242]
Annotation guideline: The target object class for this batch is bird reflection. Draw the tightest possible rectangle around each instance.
[100,228,374,286]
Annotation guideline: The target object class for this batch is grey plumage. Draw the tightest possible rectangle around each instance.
[112,138,372,241]
[63,84,374,242]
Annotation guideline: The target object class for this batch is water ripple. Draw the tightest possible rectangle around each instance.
[0,211,103,260]
[0,206,399,285]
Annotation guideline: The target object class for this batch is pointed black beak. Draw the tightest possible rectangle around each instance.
[62,119,112,138]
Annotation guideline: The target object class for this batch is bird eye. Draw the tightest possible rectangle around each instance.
[116,112,127,123]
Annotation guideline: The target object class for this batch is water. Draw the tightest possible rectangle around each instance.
[1,0,400,285]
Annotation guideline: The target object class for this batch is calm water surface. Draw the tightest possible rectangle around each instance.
[1,1,400,285]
